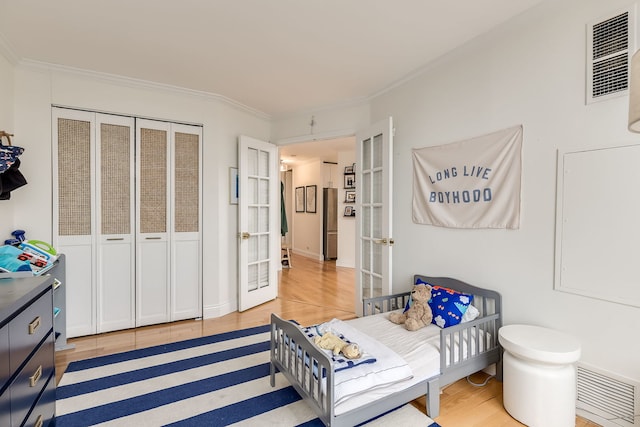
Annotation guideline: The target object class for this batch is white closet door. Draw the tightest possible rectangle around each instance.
[170,124,202,321]
[136,119,171,327]
[53,107,97,338]
[96,114,135,333]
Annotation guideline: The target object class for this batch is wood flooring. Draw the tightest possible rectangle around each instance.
[55,253,599,426]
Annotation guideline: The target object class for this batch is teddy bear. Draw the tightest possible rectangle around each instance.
[314,331,361,359]
[388,283,433,331]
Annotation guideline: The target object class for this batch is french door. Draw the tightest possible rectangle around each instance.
[355,117,394,316]
[237,135,279,311]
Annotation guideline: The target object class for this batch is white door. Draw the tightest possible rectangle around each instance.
[355,117,394,316]
[238,135,279,311]
[53,108,97,337]
[136,119,171,326]
[95,113,136,333]
[170,124,202,321]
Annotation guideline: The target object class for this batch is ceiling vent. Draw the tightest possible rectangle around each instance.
[586,6,636,103]
[576,363,639,426]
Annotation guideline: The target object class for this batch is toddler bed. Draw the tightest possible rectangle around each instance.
[270,274,502,427]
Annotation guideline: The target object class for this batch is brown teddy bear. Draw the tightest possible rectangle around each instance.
[314,331,361,359]
[388,283,433,331]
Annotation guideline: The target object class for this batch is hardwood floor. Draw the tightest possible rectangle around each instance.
[55,253,598,426]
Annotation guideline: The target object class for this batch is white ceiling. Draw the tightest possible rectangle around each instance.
[0,0,545,118]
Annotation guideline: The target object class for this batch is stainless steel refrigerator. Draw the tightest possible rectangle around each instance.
[323,188,338,260]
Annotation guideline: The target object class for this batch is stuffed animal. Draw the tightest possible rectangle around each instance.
[314,331,361,359]
[388,283,433,331]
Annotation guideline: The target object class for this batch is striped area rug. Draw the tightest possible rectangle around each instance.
[56,324,437,426]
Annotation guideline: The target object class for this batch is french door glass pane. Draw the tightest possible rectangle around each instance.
[259,150,270,177]
[248,177,258,204]
[248,236,258,263]
[363,137,372,170]
[363,171,371,204]
[248,264,258,291]
[259,261,269,288]
[373,134,383,168]
[248,148,258,175]
[248,206,258,233]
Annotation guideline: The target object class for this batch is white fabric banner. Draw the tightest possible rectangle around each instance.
[412,125,522,229]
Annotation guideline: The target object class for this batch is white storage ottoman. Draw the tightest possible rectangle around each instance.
[498,324,581,427]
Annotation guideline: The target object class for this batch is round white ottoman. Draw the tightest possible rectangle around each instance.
[499,324,581,427]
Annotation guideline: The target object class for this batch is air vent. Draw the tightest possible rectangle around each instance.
[587,7,636,103]
[576,363,639,426]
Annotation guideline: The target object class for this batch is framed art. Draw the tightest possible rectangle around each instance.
[229,167,238,204]
[344,206,355,216]
[295,186,305,212]
[344,164,354,174]
[344,173,355,189]
[305,185,317,213]
[345,190,355,203]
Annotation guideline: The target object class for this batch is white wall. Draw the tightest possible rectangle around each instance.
[336,149,356,268]
[370,0,639,381]
[0,52,15,237]
[291,160,323,259]
[10,63,270,319]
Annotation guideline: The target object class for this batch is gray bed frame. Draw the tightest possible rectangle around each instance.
[270,275,502,426]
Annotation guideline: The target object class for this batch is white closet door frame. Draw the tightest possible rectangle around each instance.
[136,118,171,327]
[95,113,136,333]
[170,123,203,321]
[52,107,97,337]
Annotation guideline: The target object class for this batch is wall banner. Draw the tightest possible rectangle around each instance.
[412,125,522,229]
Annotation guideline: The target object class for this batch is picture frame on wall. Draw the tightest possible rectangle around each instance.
[344,173,355,189]
[295,186,305,212]
[345,190,355,203]
[344,164,354,174]
[344,206,355,216]
[306,185,317,213]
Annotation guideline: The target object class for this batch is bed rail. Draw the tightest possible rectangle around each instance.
[270,313,336,425]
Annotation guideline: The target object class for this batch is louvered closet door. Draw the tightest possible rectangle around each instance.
[136,119,171,326]
[170,124,202,321]
[53,108,96,337]
[96,114,135,333]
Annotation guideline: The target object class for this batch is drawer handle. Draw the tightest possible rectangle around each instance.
[29,316,41,335]
[34,414,43,427]
[30,365,42,387]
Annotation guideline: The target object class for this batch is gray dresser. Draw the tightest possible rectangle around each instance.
[0,275,56,427]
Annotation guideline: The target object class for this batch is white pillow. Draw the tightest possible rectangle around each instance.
[461,304,480,323]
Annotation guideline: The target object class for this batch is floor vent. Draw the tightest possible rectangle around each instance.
[586,6,635,104]
[576,363,639,426]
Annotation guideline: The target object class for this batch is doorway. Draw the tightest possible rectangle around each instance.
[279,136,356,268]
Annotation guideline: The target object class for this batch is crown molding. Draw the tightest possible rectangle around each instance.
[16,58,271,120]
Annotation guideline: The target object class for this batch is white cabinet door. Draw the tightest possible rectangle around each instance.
[96,114,135,333]
[53,108,96,338]
[170,124,202,321]
[136,119,171,327]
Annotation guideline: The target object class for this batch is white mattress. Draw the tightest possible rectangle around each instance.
[333,312,443,415]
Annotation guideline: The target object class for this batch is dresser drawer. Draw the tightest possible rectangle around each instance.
[0,387,9,427]
[0,324,8,390]
[9,289,53,375]
[23,370,56,427]
[9,332,54,427]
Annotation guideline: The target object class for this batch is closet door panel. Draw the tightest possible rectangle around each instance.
[53,108,96,338]
[96,115,135,333]
[171,125,202,321]
[136,119,170,326]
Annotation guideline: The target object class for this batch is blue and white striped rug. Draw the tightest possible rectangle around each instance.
[56,324,437,426]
